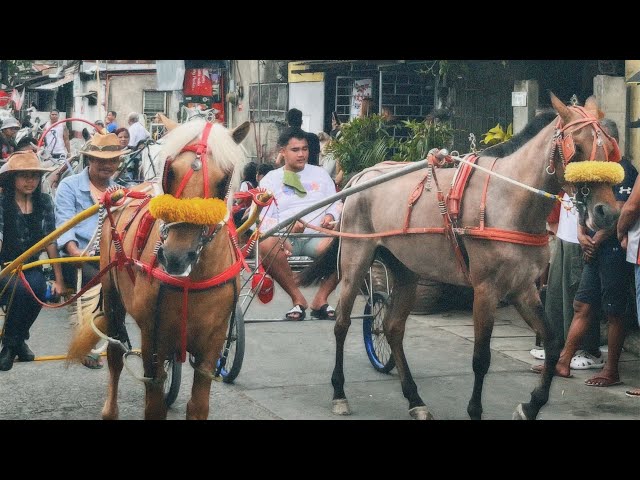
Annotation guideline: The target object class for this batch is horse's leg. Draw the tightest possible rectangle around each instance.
[140,316,169,420]
[331,243,376,416]
[384,272,433,420]
[187,366,214,420]
[101,286,126,420]
[467,282,500,420]
[511,283,560,420]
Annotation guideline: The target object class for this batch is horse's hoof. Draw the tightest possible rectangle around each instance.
[332,398,351,416]
[409,406,434,420]
[512,403,528,420]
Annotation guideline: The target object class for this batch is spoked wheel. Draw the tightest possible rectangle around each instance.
[163,353,182,407]
[363,291,395,373]
[216,304,245,384]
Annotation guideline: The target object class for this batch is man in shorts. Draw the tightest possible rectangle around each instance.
[258,127,341,321]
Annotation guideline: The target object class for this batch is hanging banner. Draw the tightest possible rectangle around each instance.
[183,68,213,97]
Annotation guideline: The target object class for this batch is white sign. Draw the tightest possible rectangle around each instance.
[350,78,373,119]
[512,91,527,107]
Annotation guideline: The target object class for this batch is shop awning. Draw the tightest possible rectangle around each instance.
[34,75,74,90]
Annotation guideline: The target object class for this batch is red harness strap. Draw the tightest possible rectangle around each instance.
[133,237,243,363]
[447,154,478,220]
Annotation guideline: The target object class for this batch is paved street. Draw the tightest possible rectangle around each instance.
[1,284,639,420]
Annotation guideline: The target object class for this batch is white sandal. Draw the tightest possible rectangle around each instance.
[570,350,605,370]
[529,348,545,360]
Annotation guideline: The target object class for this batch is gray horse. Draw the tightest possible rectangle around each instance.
[299,93,623,420]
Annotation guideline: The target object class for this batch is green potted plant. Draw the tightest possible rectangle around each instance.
[392,119,455,162]
[327,114,394,180]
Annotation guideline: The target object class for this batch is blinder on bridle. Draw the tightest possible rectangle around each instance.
[553,105,622,168]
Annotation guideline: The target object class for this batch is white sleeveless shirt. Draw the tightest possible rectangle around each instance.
[626,219,640,265]
[43,122,67,155]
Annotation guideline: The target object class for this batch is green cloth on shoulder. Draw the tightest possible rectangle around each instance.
[283,170,307,197]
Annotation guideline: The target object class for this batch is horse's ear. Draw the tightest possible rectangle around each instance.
[156,113,178,131]
[584,96,604,119]
[550,91,572,124]
[231,121,251,144]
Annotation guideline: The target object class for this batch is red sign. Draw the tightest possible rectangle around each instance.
[183,68,213,97]
[0,90,10,108]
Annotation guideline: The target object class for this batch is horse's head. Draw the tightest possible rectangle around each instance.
[149,119,250,276]
[549,93,623,231]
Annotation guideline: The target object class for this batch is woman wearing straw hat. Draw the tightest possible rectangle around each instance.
[0,151,64,371]
[54,132,129,369]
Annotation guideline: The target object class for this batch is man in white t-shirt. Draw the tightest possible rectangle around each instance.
[126,112,150,150]
[42,109,70,159]
[259,127,341,321]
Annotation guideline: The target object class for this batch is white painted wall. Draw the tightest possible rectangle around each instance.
[289,82,325,136]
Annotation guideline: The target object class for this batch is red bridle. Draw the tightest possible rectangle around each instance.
[553,105,621,167]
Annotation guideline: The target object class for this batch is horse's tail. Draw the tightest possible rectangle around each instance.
[297,238,339,287]
[66,286,106,365]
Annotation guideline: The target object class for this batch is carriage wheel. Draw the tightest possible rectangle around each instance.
[163,353,182,407]
[363,292,396,373]
[217,304,245,384]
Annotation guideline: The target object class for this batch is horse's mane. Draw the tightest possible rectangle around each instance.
[481,111,557,158]
[158,119,246,203]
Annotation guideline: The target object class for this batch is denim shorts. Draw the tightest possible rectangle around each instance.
[574,236,632,315]
[289,236,323,257]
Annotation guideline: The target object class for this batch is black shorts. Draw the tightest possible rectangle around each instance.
[574,235,632,315]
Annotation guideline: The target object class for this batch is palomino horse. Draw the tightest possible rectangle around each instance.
[299,93,623,420]
[67,118,250,419]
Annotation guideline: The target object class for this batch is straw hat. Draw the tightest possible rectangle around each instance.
[0,151,55,186]
[82,132,130,159]
[0,117,20,130]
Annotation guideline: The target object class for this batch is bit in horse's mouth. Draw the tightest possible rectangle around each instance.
[164,263,192,277]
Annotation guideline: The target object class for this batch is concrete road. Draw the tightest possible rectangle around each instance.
[1,284,639,420]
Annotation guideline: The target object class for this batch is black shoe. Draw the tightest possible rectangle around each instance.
[15,341,35,362]
[0,345,16,371]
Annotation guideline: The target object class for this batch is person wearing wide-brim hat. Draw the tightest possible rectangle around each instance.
[54,132,129,369]
[0,116,20,163]
[0,151,65,371]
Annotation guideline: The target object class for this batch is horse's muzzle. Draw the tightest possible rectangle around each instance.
[157,246,196,277]
[591,203,620,231]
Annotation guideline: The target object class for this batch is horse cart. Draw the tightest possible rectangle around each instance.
[1,94,626,419]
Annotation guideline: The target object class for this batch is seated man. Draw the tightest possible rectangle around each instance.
[55,132,130,368]
[258,127,341,321]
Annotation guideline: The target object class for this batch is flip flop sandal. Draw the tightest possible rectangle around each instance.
[530,364,573,378]
[625,388,640,398]
[584,376,622,387]
[82,353,104,369]
[284,304,306,321]
[311,304,336,320]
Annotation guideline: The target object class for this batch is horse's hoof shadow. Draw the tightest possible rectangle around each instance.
[409,406,434,420]
[332,398,351,416]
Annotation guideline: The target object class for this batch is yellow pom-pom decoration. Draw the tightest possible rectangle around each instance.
[564,161,624,185]
[149,194,228,225]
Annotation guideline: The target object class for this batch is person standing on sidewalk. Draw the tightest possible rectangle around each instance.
[616,159,640,398]
[42,110,70,160]
[530,191,604,370]
[532,119,636,385]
